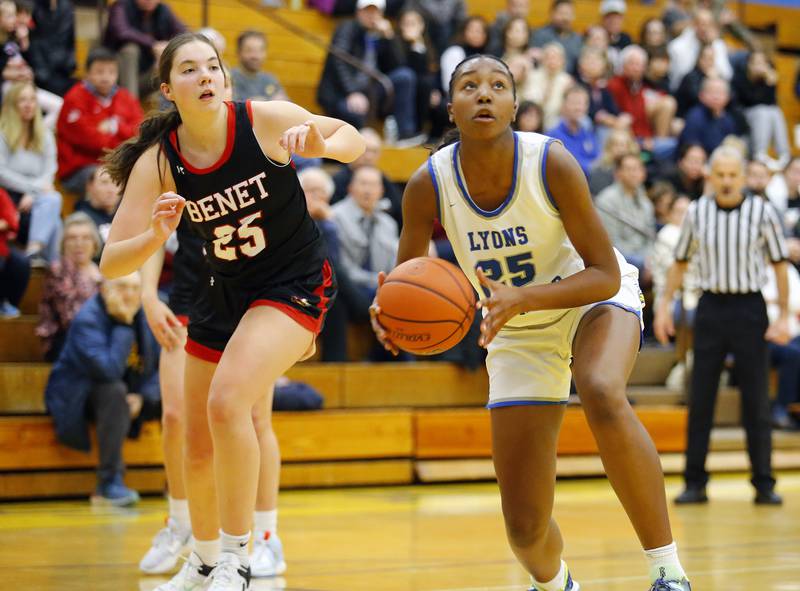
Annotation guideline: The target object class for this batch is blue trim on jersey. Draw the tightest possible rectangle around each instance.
[427,157,442,221]
[452,132,520,218]
[541,139,558,211]
[487,399,569,409]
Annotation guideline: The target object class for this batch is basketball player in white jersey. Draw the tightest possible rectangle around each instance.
[371,55,691,591]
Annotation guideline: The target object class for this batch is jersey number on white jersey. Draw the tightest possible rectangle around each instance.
[475,251,535,296]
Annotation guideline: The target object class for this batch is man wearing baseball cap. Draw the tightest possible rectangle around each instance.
[600,0,632,52]
[317,0,424,145]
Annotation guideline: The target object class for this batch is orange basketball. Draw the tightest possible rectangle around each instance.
[377,257,476,355]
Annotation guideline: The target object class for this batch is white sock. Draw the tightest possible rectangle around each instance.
[531,560,569,591]
[193,537,220,567]
[221,530,251,566]
[645,542,687,582]
[253,509,278,539]
[168,496,191,533]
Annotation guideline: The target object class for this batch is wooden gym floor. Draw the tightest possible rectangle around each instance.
[2,472,799,591]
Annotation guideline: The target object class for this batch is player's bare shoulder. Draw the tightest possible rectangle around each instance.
[128,143,177,195]
[402,160,438,219]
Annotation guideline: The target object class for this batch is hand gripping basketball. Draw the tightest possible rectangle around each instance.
[476,267,524,347]
[370,271,400,356]
[374,257,475,355]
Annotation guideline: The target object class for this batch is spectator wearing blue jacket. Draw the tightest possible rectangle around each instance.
[547,85,601,177]
[679,77,747,155]
[45,272,160,506]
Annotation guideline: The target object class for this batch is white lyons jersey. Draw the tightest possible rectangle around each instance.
[429,131,634,328]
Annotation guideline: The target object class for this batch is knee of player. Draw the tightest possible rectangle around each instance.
[183,434,213,465]
[503,512,551,549]
[251,409,273,434]
[575,375,629,420]
[206,387,246,425]
[161,404,184,432]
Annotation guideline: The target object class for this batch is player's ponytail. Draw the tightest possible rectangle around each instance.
[103,32,226,192]
[104,108,182,192]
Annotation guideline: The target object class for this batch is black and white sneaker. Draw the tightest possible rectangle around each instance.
[207,552,251,591]
[153,551,213,591]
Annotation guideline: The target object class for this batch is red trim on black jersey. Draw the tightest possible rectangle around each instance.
[185,338,223,363]
[176,314,189,327]
[314,260,333,318]
[249,300,322,334]
[249,260,334,335]
[168,101,236,174]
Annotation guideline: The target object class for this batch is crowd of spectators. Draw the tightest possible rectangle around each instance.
[311,0,800,427]
[2,0,800,502]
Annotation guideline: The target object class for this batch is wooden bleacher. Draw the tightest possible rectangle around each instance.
[3,354,799,499]
[739,1,800,51]
[0,359,697,500]
[0,270,702,499]
[2,257,800,500]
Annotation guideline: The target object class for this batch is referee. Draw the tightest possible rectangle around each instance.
[654,145,789,505]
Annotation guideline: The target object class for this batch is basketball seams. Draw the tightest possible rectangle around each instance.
[399,311,469,354]
[418,307,474,354]
[379,311,462,325]
[382,278,469,316]
[384,299,474,355]
[427,257,476,308]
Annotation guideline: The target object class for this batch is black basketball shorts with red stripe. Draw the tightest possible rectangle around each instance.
[185,259,336,363]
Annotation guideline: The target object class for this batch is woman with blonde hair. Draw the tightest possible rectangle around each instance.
[0,81,62,265]
[518,42,574,129]
[36,211,103,361]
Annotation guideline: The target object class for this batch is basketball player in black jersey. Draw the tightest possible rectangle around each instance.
[101,33,365,591]
[138,221,286,585]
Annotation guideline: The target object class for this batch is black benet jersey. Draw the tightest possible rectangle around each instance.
[162,100,326,284]
[173,216,204,277]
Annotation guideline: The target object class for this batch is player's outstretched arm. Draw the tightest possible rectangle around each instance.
[250,100,365,164]
[370,163,438,354]
[100,145,184,279]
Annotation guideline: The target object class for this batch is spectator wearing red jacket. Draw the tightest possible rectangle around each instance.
[56,47,143,199]
[0,188,31,318]
[608,44,677,161]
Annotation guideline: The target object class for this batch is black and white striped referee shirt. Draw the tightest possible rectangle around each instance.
[674,194,788,294]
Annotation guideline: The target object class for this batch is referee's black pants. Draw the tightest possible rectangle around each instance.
[685,292,776,492]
